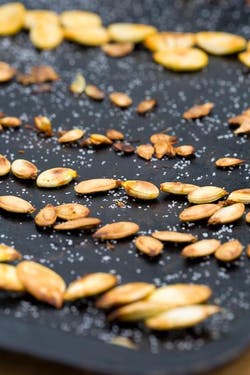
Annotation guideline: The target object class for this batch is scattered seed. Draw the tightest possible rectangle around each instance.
[208,203,245,225]
[228,189,250,204]
[179,203,221,222]
[56,203,90,221]
[137,99,157,115]
[60,10,102,29]
[135,235,163,257]
[30,21,63,50]
[238,50,250,68]
[109,336,137,349]
[93,221,139,240]
[0,243,22,262]
[30,65,59,84]
[144,32,195,51]
[106,129,124,141]
[58,128,85,143]
[36,167,77,188]
[234,120,250,135]
[108,301,169,322]
[64,273,118,301]
[154,141,174,159]
[246,211,250,223]
[175,145,195,157]
[196,31,246,55]
[0,155,11,176]
[136,144,154,160]
[75,178,120,194]
[113,142,135,154]
[183,102,214,119]
[109,92,132,108]
[0,195,35,214]
[108,23,157,43]
[34,116,52,136]
[69,73,86,94]
[102,42,134,57]
[247,245,250,257]
[35,205,57,227]
[188,186,228,204]
[150,133,177,144]
[64,25,109,46]
[24,9,59,29]
[85,84,105,101]
[11,159,38,180]
[0,61,15,82]
[215,157,244,168]
[96,282,155,309]
[182,239,221,258]
[0,2,25,36]
[54,217,101,231]
[152,231,197,243]
[122,180,159,200]
[0,116,22,128]
[215,240,243,262]
[0,264,24,292]
[89,133,112,145]
[161,181,199,195]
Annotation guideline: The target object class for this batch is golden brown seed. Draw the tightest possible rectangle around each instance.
[246,211,250,223]
[26,65,59,84]
[154,141,173,159]
[0,264,24,292]
[0,61,15,82]
[150,133,177,144]
[108,23,157,43]
[106,129,124,141]
[34,116,52,136]
[58,128,85,143]
[228,114,250,125]
[0,195,35,214]
[60,10,102,29]
[17,261,66,308]
[30,22,63,50]
[196,31,246,55]
[96,282,155,309]
[145,305,220,330]
[238,50,250,68]
[36,168,77,188]
[102,42,134,57]
[11,159,38,180]
[182,239,221,258]
[247,245,250,257]
[137,99,157,115]
[64,273,118,301]
[161,181,199,195]
[108,301,169,322]
[63,25,109,46]
[35,205,57,227]
[69,73,86,94]
[144,32,195,51]
[0,154,11,176]
[93,221,139,240]
[84,84,104,101]
[215,157,244,168]
[122,180,159,200]
[135,236,163,257]
[234,120,250,135]
[228,189,250,204]
[175,145,195,157]
[152,231,197,243]
[179,203,221,222]
[56,203,90,221]
[54,217,101,231]
[215,240,243,262]
[0,2,25,36]
[0,117,22,128]
[109,337,137,349]
[183,102,214,120]
[113,142,135,153]
[89,133,112,145]
[24,10,59,29]
[136,144,154,160]
[109,92,132,108]
[147,284,212,306]
[0,243,22,262]
[188,186,228,204]
[208,203,245,225]
[75,178,120,194]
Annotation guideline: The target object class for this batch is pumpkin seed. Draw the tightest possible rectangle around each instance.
[58,128,85,143]
[122,180,159,200]
[175,145,195,157]
[152,231,197,243]
[85,85,105,101]
[137,99,157,115]
[215,240,243,262]
[60,10,102,29]
[64,273,118,301]
[188,186,228,204]
[228,114,249,125]
[182,239,221,258]
[36,167,77,188]
[215,157,244,168]
[24,10,59,29]
[179,203,221,222]
[0,264,24,292]
[75,178,120,195]
[234,120,250,135]
[145,305,220,330]
[54,217,101,231]
[35,204,57,227]
[17,261,66,308]
[154,141,174,159]
[246,211,250,223]
[135,236,163,257]
[144,32,195,51]
[0,155,11,176]
[238,51,250,68]
[102,42,134,57]
[208,203,245,225]
[183,102,214,119]
[108,23,157,43]
[161,181,199,195]
[247,244,250,257]
[150,133,177,144]
[11,159,38,180]
[113,142,135,154]
[0,243,22,262]
[196,31,246,55]
[0,116,22,128]
[63,25,109,46]
[228,189,250,204]
[93,221,139,240]
[30,21,63,50]
[29,65,59,84]
[106,129,124,141]
[56,203,90,221]
[69,73,86,95]
[109,336,137,349]
[34,116,52,136]
[108,301,169,322]
[89,133,112,145]
[96,282,155,309]
[0,2,25,36]
[0,195,35,214]
[136,144,154,160]
[109,92,132,108]
[153,47,209,72]
[0,61,15,82]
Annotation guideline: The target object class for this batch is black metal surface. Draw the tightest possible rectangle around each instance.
[0,0,250,374]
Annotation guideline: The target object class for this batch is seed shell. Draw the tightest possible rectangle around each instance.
[69,73,86,95]
[36,167,77,188]
[113,142,135,154]
[0,61,15,82]
[196,31,246,55]
[234,120,250,135]
[154,141,173,159]
[122,180,159,200]
[108,301,169,322]
[58,128,85,143]
[106,129,124,141]
[152,231,197,243]
[137,99,157,115]
[0,116,22,128]
[54,217,101,231]
[228,189,250,204]
[135,236,163,257]
[102,42,134,57]
[208,203,245,225]
[247,245,250,257]
[188,186,228,204]
[144,32,195,51]
[34,116,52,136]
[183,102,214,119]
[215,157,244,168]
[0,195,35,214]
[136,144,154,160]
[0,155,11,176]
[109,337,137,350]
[89,133,112,145]
[215,240,243,262]
[60,10,102,29]
[179,203,221,222]
[0,264,25,292]
[56,203,90,220]
[150,133,177,144]
[238,51,250,68]
[246,211,250,223]
[182,239,221,258]
[108,23,157,43]
[75,178,120,195]
[0,2,25,36]
[161,182,199,195]
[85,85,105,101]
[35,204,57,227]
[11,159,38,180]
[64,25,109,46]
[24,10,59,29]
[175,145,195,157]
[0,243,22,262]
[93,221,139,240]
[30,22,63,50]
[109,92,132,108]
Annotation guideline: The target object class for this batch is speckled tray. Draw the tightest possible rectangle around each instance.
[0,0,250,374]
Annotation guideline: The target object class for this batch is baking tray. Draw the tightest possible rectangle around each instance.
[0,0,250,374]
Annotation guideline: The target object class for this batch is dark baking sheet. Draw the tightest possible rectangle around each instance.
[0,0,250,374]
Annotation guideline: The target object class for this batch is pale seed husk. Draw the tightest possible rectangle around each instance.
[246,211,250,223]
[182,239,221,258]
[135,236,163,257]
[93,221,139,240]
[208,203,245,225]
[136,144,154,160]
[0,154,11,176]
[58,128,85,143]
[188,186,228,204]
[215,157,244,168]
[34,116,52,136]
[147,284,212,306]
[54,217,101,231]
[101,42,134,57]
[238,51,250,68]
[24,10,59,29]
[144,32,195,51]
[11,159,38,180]
[106,129,124,141]
[161,182,199,195]
[109,337,137,349]
[179,203,221,222]
[85,85,105,101]
[89,133,112,145]
[60,10,102,29]
[0,61,15,82]
[215,240,243,262]
[108,23,157,43]
[108,301,169,322]
[0,243,22,262]
[122,180,159,200]
[64,272,118,301]
[234,120,250,135]
[56,203,90,221]
[36,168,77,188]
[228,189,250,204]
[35,204,57,227]
[0,116,22,128]
[196,31,246,55]
[96,282,155,309]
[109,92,132,108]
[152,231,197,243]
[63,25,109,46]
[75,178,120,194]
[150,133,177,144]
[0,195,35,214]
[17,261,66,308]
[183,102,214,119]
[145,305,220,330]
[0,2,25,36]
[0,264,25,292]
[175,145,195,157]
[137,99,157,115]
[30,21,63,50]
[69,73,86,95]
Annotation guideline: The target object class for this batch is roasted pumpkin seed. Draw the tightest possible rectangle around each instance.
[35,205,57,227]
[89,133,112,145]
[0,264,24,292]
[215,157,244,168]
[0,61,15,82]
[36,167,77,188]
[113,142,135,154]
[182,239,221,258]
[152,231,197,243]
[196,31,246,55]
[11,159,38,180]
[161,182,198,195]
[234,120,250,135]
[54,217,101,231]
[208,203,245,225]
[137,99,157,115]
[75,178,120,194]
[0,116,22,128]
[175,145,195,157]
[56,203,90,221]
[85,85,105,101]
[58,128,85,143]
[238,50,250,68]
[34,116,52,136]
[136,144,154,160]
[108,23,157,43]
[108,301,169,322]
[106,129,124,141]
[0,243,22,262]
[144,32,195,51]
[24,10,59,29]
[69,73,86,95]
[102,42,134,57]
[228,189,250,204]
[154,141,174,159]
[150,133,177,144]
[135,236,163,257]
[60,10,102,29]
[122,180,159,200]
[215,240,243,262]
[183,102,214,119]
[63,25,109,46]
[109,336,137,349]
[246,211,250,223]
[0,195,35,214]
[93,221,139,240]
[179,203,221,222]
[29,65,59,84]
[0,2,25,36]
[30,21,63,50]
[109,92,132,108]
[188,186,228,204]
[0,155,11,176]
